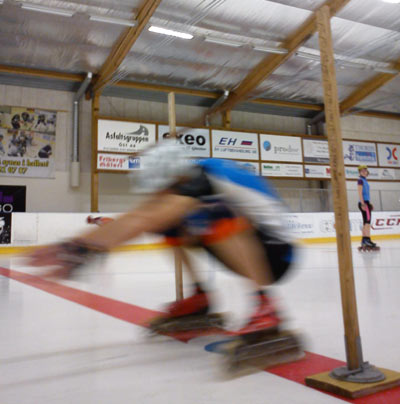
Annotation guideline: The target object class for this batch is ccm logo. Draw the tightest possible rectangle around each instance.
[372,217,400,229]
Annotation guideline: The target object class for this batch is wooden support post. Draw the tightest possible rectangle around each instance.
[222,110,231,129]
[168,92,184,300]
[305,7,400,398]
[317,5,361,371]
[91,93,100,212]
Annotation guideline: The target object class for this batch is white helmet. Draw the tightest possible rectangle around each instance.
[131,140,195,193]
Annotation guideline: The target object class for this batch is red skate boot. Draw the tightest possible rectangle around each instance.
[148,287,224,334]
[223,292,303,373]
[238,292,281,337]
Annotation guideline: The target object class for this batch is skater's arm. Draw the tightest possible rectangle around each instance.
[26,192,200,269]
[76,193,199,250]
[358,183,366,210]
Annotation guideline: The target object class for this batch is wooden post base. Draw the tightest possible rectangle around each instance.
[305,368,400,399]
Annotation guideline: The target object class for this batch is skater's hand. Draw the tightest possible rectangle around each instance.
[26,243,69,268]
[361,203,366,211]
[25,241,106,278]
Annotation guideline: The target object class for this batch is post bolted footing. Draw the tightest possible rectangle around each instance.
[330,362,385,383]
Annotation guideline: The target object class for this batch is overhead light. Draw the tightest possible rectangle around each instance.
[381,0,400,3]
[89,15,136,27]
[148,26,193,39]
[21,3,74,17]
[253,45,288,55]
[204,36,243,47]
[295,51,320,62]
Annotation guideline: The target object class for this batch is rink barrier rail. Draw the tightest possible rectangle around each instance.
[1,234,400,255]
[4,211,400,255]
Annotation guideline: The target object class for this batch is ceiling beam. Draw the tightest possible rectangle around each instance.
[88,0,162,96]
[0,64,323,111]
[251,97,322,111]
[354,110,400,121]
[4,64,400,120]
[339,72,399,115]
[0,65,84,82]
[206,0,351,116]
[115,80,218,99]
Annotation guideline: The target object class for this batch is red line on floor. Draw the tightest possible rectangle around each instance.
[268,353,400,403]
[0,267,160,327]
[2,266,400,403]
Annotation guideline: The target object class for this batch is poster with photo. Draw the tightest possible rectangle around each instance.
[0,214,11,244]
[1,107,56,133]
[0,106,56,178]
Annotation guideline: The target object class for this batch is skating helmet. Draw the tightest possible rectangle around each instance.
[358,165,368,173]
[131,140,195,193]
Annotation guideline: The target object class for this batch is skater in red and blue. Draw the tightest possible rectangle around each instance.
[26,141,301,368]
[357,165,379,251]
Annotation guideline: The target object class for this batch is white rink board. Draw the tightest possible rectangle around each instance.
[284,211,400,239]
[9,211,400,246]
[10,213,164,246]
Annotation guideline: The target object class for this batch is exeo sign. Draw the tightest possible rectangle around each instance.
[162,131,206,146]
[158,126,210,157]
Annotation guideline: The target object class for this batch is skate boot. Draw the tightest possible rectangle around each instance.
[238,292,281,339]
[367,238,380,251]
[148,287,224,335]
[358,238,379,252]
[225,292,304,374]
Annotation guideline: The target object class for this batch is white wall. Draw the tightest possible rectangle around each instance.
[1,83,399,213]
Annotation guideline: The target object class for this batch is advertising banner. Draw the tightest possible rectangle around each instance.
[366,167,380,180]
[377,143,399,168]
[97,153,141,171]
[158,126,210,157]
[98,120,156,153]
[8,210,400,247]
[261,163,303,177]
[0,186,26,212]
[0,185,26,245]
[236,161,260,175]
[260,134,302,162]
[379,168,397,180]
[345,166,359,179]
[303,138,330,163]
[212,130,259,160]
[284,211,400,239]
[304,165,331,178]
[343,140,377,166]
[0,106,56,178]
